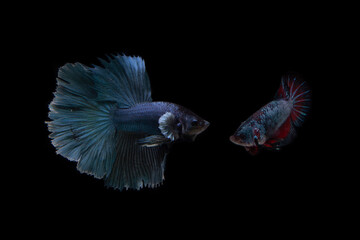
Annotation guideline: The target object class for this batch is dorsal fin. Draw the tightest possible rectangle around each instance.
[90,54,152,108]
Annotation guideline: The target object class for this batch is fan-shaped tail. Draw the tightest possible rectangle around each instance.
[275,74,311,127]
[47,55,156,184]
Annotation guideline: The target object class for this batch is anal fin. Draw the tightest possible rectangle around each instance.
[105,132,168,190]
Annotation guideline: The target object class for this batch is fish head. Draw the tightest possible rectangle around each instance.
[179,111,210,141]
[230,121,264,147]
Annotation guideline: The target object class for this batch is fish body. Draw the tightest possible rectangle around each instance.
[112,101,209,144]
[47,54,209,190]
[230,75,311,155]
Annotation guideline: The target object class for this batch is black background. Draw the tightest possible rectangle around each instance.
[14,4,351,235]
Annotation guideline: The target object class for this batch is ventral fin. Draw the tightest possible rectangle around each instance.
[158,112,180,141]
[138,135,170,147]
[245,146,259,155]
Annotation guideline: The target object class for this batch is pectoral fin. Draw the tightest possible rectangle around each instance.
[158,112,180,141]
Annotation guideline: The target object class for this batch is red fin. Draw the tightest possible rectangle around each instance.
[274,80,288,99]
[245,146,258,155]
[264,139,279,147]
[275,74,311,127]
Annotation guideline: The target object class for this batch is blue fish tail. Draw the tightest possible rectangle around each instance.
[48,63,117,178]
[47,55,167,190]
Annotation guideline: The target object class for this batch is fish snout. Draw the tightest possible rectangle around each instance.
[197,120,210,132]
[199,120,210,134]
[230,135,241,145]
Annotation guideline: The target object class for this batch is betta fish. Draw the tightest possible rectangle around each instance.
[229,74,311,155]
[47,54,209,190]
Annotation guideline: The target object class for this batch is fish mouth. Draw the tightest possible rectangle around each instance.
[229,135,242,145]
[199,120,210,134]
[229,135,252,147]
[202,120,210,131]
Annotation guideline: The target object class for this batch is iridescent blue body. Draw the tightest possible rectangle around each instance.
[113,102,181,134]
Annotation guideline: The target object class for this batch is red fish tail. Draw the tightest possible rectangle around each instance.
[275,74,311,127]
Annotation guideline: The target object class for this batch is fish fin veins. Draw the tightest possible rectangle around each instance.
[91,54,152,108]
[274,74,311,127]
[48,63,118,179]
[105,132,169,190]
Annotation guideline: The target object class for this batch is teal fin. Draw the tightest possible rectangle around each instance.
[105,132,168,190]
[138,135,170,147]
[91,54,152,108]
[48,63,118,179]
[48,55,153,179]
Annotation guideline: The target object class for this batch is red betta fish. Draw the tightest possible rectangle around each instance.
[229,74,311,155]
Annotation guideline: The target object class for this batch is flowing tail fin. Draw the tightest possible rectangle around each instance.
[47,55,153,183]
[274,74,311,127]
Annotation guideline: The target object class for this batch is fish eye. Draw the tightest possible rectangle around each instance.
[191,119,199,127]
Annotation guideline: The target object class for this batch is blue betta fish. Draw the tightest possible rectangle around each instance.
[230,74,311,155]
[47,55,209,190]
